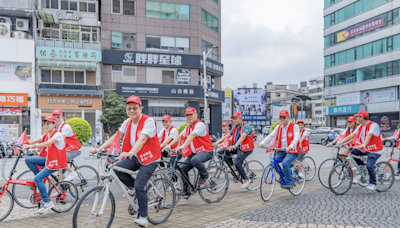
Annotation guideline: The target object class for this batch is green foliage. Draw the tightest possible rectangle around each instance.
[270,121,281,133]
[100,94,128,135]
[66,118,92,144]
[397,124,400,130]
[178,123,189,133]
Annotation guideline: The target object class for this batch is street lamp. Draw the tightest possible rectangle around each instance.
[203,46,217,129]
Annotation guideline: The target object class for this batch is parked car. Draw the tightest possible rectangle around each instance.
[262,126,271,137]
[309,130,337,145]
[317,127,334,131]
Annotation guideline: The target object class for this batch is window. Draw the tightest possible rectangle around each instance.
[43,0,96,12]
[112,0,135,15]
[202,40,218,61]
[315,110,322,115]
[276,93,281,97]
[41,68,94,84]
[324,0,339,8]
[112,66,137,83]
[42,24,100,49]
[146,35,189,53]
[213,0,218,3]
[162,70,175,84]
[112,32,136,49]
[145,1,189,21]
[201,9,218,32]
[149,107,186,117]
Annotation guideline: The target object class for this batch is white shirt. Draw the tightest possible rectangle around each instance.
[353,121,382,155]
[42,132,65,150]
[56,121,73,137]
[158,126,179,142]
[181,121,208,152]
[261,123,300,149]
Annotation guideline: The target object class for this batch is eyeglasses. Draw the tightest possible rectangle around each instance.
[126,107,140,112]
[186,114,193,117]
[279,116,287,119]
[162,121,169,123]
[43,122,54,126]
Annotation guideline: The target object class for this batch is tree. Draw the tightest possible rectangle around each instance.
[100,94,127,135]
[397,124,400,130]
[66,118,92,144]
[270,121,281,133]
[178,123,189,133]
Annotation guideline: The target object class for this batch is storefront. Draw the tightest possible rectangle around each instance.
[0,94,30,139]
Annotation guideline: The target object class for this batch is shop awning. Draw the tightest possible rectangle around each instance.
[37,88,102,96]
[38,60,96,69]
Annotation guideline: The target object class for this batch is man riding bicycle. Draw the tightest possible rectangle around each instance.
[213,112,255,189]
[90,95,161,227]
[158,114,180,168]
[259,110,300,189]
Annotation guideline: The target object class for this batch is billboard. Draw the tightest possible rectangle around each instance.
[222,89,232,121]
[337,17,383,43]
[361,87,397,103]
[369,114,400,133]
[324,98,336,106]
[233,88,267,121]
[337,92,361,106]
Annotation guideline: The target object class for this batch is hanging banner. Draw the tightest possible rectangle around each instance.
[222,89,232,121]
[361,87,397,103]
[0,107,22,116]
[233,89,267,119]
[337,17,383,43]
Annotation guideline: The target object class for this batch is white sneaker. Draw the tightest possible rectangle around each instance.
[37,201,54,214]
[352,177,359,185]
[127,188,135,196]
[174,182,181,191]
[64,171,78,182]
[298,172,305,179]
[134,217,149,227]
[242,179,252,189]
[366,184,377,191]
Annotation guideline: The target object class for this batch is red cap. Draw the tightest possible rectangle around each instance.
[231,112,242,118]
[354,110,368,118]
[296,119,304,124]
[43,115,57,123]
[185,107,197,115]
[126,95,142,105]
[52,109,63,115]
[279,110,289,116]
[162,115,172,121]
[347,116,357,122]
[222,122,229,126]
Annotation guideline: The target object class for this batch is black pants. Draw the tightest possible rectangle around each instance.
[222,149,238,167]
[235,150,252,180]
[113,156,158,218]
[181,152,213,194]
[167,154,182,168]
[351,149,367,166]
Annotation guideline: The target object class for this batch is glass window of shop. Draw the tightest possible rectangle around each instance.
[145,1,189,21]
[0,108,31,137]
[201,9,218,32]
[324,8,400,48]
[41,24,100,42]
[327,59,400,87]
[111,66,137,83]
[146,67,181,85]
[43,0,96,13]
[201,40,218,61]
[150,107,185,117]
[146,35,190,53]
[40,68,96,85]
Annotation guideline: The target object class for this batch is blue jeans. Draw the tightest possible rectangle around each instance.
[398,154,400,170]
[275,151,298,185]
[366,151,381,185]
[25,157,56,203]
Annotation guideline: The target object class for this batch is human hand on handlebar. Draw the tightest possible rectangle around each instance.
[175,146,184,153]
[162,145,171,152]
[119,152,132,161]
[258,143,264,148]
[285,146,293,153]
[228,145,236,151]
[90,148,101,154]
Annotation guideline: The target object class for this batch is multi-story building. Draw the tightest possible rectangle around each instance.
[35,0,104,141]
[100,0,225,135]
[0,1,37,139]
[309,76,325,127]
[323,0,400,134]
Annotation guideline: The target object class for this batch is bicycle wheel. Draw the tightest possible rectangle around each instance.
[12,170,36,208]
[328,163,352,195]
[48,181,79,213]
[73,186,116,228]
[301,156,316,181]
[260,164,275,202]
[97,158,108,175]
[199,166,229,203]
[169,170,183,205]
[243,160,264,191]
[318,158,340,188]
[375,161,395,192]
[356,166,369,187]
[0,188,14,221]
[289,162,306,196]
[147,178,176,225]
[74,165,100,195]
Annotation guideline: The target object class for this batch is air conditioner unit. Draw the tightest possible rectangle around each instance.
[16,18,29,31]
[13,31,28,39]
[0,23,11,38]
[0,17,11,24]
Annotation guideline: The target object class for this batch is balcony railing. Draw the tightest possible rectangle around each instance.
[36,38,101,51]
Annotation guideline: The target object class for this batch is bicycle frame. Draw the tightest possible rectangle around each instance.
[217,149,242,182]
[264,150,301,186]
[346,152,368,180]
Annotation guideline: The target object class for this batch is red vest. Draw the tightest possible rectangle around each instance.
[177,135,193,158]
[277,123,300,154]
[160,126,178,156]
[121,115,161,165]
[355,121,383,152]
[298,129,309,153]
[186,119,214,153]
[220,132,231,149]
[230,122,254,151]
[40,130,68,170]
[60,122,82,152]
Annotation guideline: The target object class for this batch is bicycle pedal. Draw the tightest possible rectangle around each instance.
[134,223,146,228]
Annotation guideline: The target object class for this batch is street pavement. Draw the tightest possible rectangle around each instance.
[0,139,399,227]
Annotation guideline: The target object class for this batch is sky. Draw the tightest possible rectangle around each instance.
[221,0,324,89]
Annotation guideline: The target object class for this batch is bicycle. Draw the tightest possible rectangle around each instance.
[296,150,316,181]
[163,149,229,204]
[260,147,306,202]
[382,139,400,176]
[211,146,264,191]
[328,145,395,195]
[0,144,79,221]
[72,150,176,228]
[318,145,346,188]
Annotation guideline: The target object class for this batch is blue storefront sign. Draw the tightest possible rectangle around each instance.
[242,115,267,121]
[36,47,102,62]
[328,104,360,115]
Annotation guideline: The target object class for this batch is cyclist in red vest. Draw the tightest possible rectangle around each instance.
[52,109,82,182]
[293,119,309,178]
[221,122,230,135]
[163,107,214,198]
[22,115,67,214]
[90,95,161,227]
[158,114,180,168]
[338,110,383,191]
[213,112,255,189]
[259,110,300,189]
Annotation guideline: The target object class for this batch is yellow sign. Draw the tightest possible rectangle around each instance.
[222,89,232,121]
[337,30,347,42]
[222,89,232,98]
[293,104,297,116]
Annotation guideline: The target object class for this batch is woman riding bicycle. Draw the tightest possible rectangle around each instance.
[293,119,309,177]
[22,115,67,214]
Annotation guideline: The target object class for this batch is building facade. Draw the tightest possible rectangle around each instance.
[309,76,325,127]
[100,0,224,135]
[324,0,400,135]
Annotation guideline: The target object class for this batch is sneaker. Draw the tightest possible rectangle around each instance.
[127,188,135,196]
[227,166,236,173]
[182,193,190,199]
[366,184,377,191]
[174,182,181,191]
[37,201,54,214]
[395,169,400,176]
[64,171,78,182]
[197,175,209,186]
[298,172,305,179]
[352,177,359,185]
[242,179,252,189]
[134,217,149,227]
[282,184,293,189]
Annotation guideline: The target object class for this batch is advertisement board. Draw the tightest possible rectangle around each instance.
[233,89,267,119]
[337,92,361,105]
[0,124,18,137]
[272,102,291,119]
[324,98,337,106]
[337,17,383,43]
[175,69,191,85]
[328,104,360,115]
[361,87,397,103]
[297,111,306,120]
[369,114,400,132]
[222,89,232,121]
[0,107,22,116]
